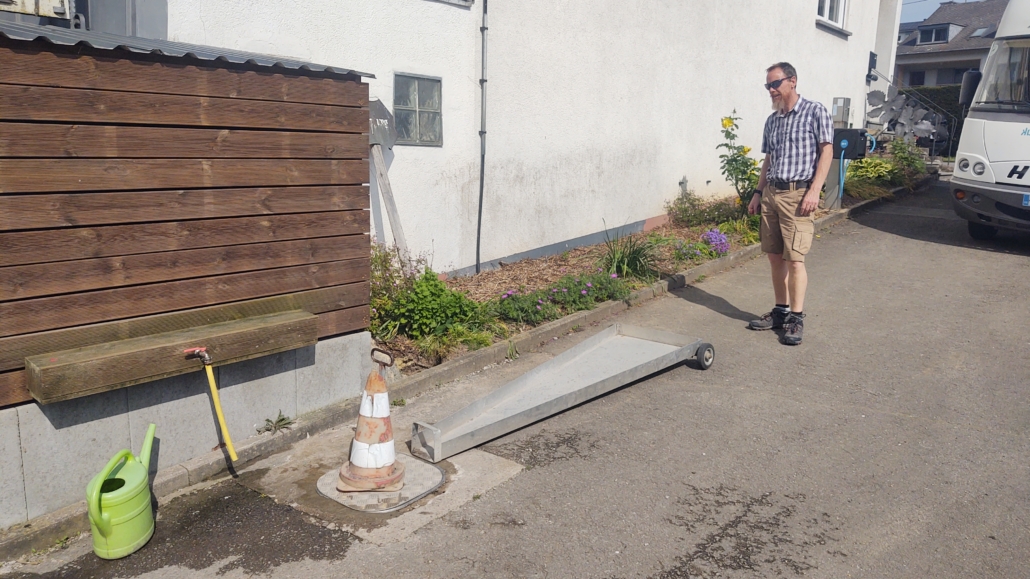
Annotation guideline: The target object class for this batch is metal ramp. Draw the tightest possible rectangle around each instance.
[410,324,713,463]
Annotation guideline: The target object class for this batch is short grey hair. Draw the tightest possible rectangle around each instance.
[767,62,797,79]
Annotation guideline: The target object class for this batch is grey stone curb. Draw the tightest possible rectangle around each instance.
[0,189,907,562]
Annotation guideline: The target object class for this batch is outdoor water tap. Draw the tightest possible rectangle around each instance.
[184,347,212,365]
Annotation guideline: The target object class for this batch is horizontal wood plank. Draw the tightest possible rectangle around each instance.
[0,43,367,107]
[0,305,368,409]
[1,235,369,300]
[0,210,368,267]
[0,282,369,373]
[0,85,368,132]
[1,258,370,338]
[0,123,368,159]
[0,371,27,408]
[27,311,319,404]
[0,186,369,231]
[317,306,371,337]
[0,158,367,194]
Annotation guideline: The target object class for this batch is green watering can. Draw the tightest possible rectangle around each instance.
[86,423,157,560]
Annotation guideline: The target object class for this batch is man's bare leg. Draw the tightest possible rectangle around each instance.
[767,252,790,305]
[787,261,807,312]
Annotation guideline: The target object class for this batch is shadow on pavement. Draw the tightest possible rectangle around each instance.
[849,182,1030,257]
[672,284,758,323]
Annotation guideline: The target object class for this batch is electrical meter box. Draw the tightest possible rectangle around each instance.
[833,128,867,160]
[831,97,851,129]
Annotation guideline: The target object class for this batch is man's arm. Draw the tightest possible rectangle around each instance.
[749,154,772,215]
[801,142,832,216]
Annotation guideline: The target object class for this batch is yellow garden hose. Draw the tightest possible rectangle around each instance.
[185,347,238,461]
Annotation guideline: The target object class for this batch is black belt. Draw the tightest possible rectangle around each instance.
[770,180,810,190]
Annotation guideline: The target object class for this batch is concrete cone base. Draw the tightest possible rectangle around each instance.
[337,460,405,492]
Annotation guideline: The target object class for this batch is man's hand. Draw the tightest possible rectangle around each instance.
[748,193,762,216]
[799,189,820,216]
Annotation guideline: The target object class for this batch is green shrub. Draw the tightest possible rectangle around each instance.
[665,189,740,228]
[717,112,761,216]
[674,241,719,262]
[887,139,926,186]
[392,271,486,339]
[370,244,424,341]
[599,228,659,281]
[415,323,493,363]
[491,273,630,326]
[717,216,760,246]
[846,157,898,183]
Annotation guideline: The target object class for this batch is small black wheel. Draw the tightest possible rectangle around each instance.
[968,221,998,241]
[695,343,715,370]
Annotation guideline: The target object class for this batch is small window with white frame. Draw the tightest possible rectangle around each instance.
[817,0,846,28]
[394,74,442,146]
[918,26,948,44]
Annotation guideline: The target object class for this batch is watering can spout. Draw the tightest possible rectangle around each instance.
[139,424,156,471]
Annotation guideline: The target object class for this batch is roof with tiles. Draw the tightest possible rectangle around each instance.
[897,0,1010,55]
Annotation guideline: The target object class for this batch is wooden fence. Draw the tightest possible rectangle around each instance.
[0,39,371,407]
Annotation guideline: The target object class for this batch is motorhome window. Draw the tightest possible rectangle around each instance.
[973,40,1030,110]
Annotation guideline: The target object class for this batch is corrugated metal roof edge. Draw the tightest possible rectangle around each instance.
[0,20,374,79]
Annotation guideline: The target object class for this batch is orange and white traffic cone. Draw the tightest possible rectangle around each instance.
[337,349,405,492]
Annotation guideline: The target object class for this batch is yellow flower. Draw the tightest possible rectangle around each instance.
[741,146,752,155]
[735,197,744,206]
[721,117,734,129]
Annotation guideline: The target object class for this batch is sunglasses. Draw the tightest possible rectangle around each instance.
[765,77,794,90]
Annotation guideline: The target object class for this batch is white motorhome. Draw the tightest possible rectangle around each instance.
[952,0,1030,239]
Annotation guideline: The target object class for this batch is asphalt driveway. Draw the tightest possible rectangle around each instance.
[5,181,1030,578]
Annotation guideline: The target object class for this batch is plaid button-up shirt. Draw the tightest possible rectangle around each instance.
[761,95,833,182]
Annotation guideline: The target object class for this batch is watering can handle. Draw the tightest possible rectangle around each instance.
[88,450,134,538]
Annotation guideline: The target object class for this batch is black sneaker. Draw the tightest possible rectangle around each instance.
[749,308,788,331]
[781,313,805,345]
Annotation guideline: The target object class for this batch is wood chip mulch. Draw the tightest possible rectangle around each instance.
[445,206,847,303]
[445,245,606,302]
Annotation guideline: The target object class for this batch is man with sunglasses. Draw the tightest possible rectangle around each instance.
[746,62,833,345]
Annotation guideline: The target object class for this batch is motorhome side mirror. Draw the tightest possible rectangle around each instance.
[959,71,982,107]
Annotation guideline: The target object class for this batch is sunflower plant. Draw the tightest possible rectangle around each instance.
[717,111,761,216]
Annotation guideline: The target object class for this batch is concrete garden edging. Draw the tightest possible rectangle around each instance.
[0,191,901,562]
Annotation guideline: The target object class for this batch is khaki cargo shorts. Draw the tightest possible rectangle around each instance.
[760,183,815,262]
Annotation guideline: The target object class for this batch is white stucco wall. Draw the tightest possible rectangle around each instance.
[166,0,900,272]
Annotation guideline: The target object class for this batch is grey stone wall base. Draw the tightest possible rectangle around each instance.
[0,192,903,562]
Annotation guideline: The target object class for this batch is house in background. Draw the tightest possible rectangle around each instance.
[896,0,1009,87]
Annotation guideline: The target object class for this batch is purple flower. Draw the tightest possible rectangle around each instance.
[552,289,558,293]
[586,283,593,287]
[611,273,618,278]
[536,305,541,310]
[581,290,588,295]
[502,294,508,299]
[538,299,543,304]
[701,229,730,255]
[562,288,568,293]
